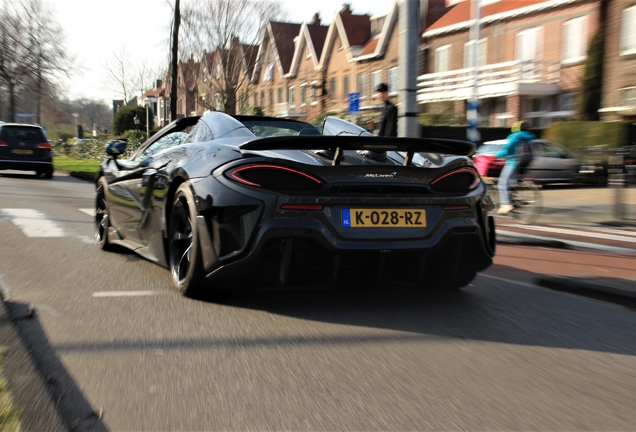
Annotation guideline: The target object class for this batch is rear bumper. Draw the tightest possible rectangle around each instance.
[0,159,53,172]
[197,210,495,286]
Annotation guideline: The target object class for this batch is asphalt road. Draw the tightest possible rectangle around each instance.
[2,172,636,431]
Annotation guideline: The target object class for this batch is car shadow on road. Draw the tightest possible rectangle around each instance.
[6,301,108,432]
[195,267,636,357]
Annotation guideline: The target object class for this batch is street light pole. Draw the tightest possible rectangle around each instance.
[467,0,482,147]
[72,113,80,138]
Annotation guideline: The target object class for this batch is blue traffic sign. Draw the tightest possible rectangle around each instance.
[348,92,360,115]
[14,113,36,118]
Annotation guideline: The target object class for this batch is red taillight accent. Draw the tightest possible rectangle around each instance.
[36,142,52,150]
[0,141,7,146]
[280,204,324,211]
[229,164,323,188]
[442,205,471,211]
[431,168,480,190]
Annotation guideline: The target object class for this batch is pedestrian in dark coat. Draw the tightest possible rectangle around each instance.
[375,83,398,137]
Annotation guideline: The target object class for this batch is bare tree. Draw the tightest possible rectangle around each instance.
[103,46,160,104]
[21,0,73,124]
[0,3,30,122]
[181,0,284,114]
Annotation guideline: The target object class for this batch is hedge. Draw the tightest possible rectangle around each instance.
[421,126,543,143]
[543,121,636,152]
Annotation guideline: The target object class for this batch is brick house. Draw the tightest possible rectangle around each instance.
[418,0,602,127]
[599,0,636,121]
[140,79,165,129]
[251,21,302,117]
[283,14,329,121]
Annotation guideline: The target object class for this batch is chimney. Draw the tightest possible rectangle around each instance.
[310,12,321,25]
[156,79,162,89]
[340,4,352,14]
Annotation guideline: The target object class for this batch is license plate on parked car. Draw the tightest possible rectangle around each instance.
[342,208,426,228]
[12,149,33,155]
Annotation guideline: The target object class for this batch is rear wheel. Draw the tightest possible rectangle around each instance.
[95,177,113,250]
[43,167,53,179]
[511,181,541,225]
[169,183,205,297]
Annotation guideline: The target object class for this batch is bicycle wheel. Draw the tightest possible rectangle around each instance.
[511,181,542,225]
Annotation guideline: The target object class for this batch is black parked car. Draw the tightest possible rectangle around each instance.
[95,112,495,297]
[0,123,53,178]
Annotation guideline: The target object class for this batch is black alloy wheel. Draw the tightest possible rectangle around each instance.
[95,177,112,250]
[169,183,204,297]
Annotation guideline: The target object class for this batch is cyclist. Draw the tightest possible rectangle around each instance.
[496,121,536,214]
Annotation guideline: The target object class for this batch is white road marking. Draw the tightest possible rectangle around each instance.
[1,208,64,237]
[554,224,636,237]
[79,208,94,216]
[510,225,636,243]
[92,291,161,297]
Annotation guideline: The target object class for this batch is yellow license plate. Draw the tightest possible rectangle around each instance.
[13,149,33,155]
[343,208,426,228]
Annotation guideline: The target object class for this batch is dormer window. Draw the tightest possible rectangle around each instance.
[370,15,386,39]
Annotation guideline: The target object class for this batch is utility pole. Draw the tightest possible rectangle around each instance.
[398,0,421,138]
[170,0,181,122]
[467,0,481,146]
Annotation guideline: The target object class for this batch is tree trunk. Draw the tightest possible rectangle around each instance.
[36,64,42,125]
[170,0,180,121]
[7,81,15,123]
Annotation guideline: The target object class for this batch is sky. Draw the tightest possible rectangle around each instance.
[53,0,396,104]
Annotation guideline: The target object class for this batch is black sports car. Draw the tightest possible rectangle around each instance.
[96,112,495,296]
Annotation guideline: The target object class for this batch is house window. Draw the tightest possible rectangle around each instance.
[310,85,316,104]
[178,99,183,115]
[288,86,295,104]
[330,78,336,99]
[261,90,265,106]
[269,89,274,108]
[244,93,249,107]
[563,17,587,63]
[516,27,542,63]
[358,72,368,98]
[343,76,350,99]
[434,45,451,73]
[370,15,386,38]
[463,38,487,68]
[623,87,636,107]
[621,6,636,54]
[558,93,575,111]
[300,84,307,104]
[278,87,283,103]
[254,92,258,106]
[388,67,398,96]
[371,70,382,97]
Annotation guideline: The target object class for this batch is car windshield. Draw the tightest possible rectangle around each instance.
[235,118,320,137]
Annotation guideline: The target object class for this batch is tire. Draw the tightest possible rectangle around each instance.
[168,182,206,297]
[486,182,500,211]
[43,167,53,179]
[95,177,114,250]
[511,181,542,225]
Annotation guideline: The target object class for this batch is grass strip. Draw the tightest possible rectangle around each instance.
[0,348,23,432]
[53,157,102,177]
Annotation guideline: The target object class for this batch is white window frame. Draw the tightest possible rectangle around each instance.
[288,86,295,105]
[516,27,543,62]
[562,17,587,64]
[623,87,636,107]
[300,84,307,105]
[463,38,487,69]
[358,72,368,98]
[371,70,382,99]
[435,45,451,73]
[388,67,398,96]
[621,6,636,55]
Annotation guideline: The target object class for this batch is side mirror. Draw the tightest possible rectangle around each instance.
[105,139,127,158]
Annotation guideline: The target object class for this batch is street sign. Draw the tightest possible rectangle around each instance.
[348,92,360,115]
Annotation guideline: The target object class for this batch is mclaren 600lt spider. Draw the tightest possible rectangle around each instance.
[95,112,495,297]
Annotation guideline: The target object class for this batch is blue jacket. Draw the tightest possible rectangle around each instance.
[496,130,536,168]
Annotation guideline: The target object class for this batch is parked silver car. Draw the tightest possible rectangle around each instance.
[477,139,580,184]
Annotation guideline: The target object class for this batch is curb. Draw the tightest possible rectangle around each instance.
[537,276,636,307]
[0,296,67,431]
[496,233,570,250]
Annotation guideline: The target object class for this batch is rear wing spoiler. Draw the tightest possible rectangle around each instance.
[240,136,476,166]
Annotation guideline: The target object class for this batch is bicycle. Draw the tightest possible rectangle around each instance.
[484,176,542,225]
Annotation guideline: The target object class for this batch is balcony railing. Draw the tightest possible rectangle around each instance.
[417,60,561,103]
[276,103,305,118]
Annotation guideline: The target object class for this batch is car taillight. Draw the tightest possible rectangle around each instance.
[280,204,324,211]
[430,168,480,193]
[0,141,7,146]
[36,142,52,149]
[226,164,324,191]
